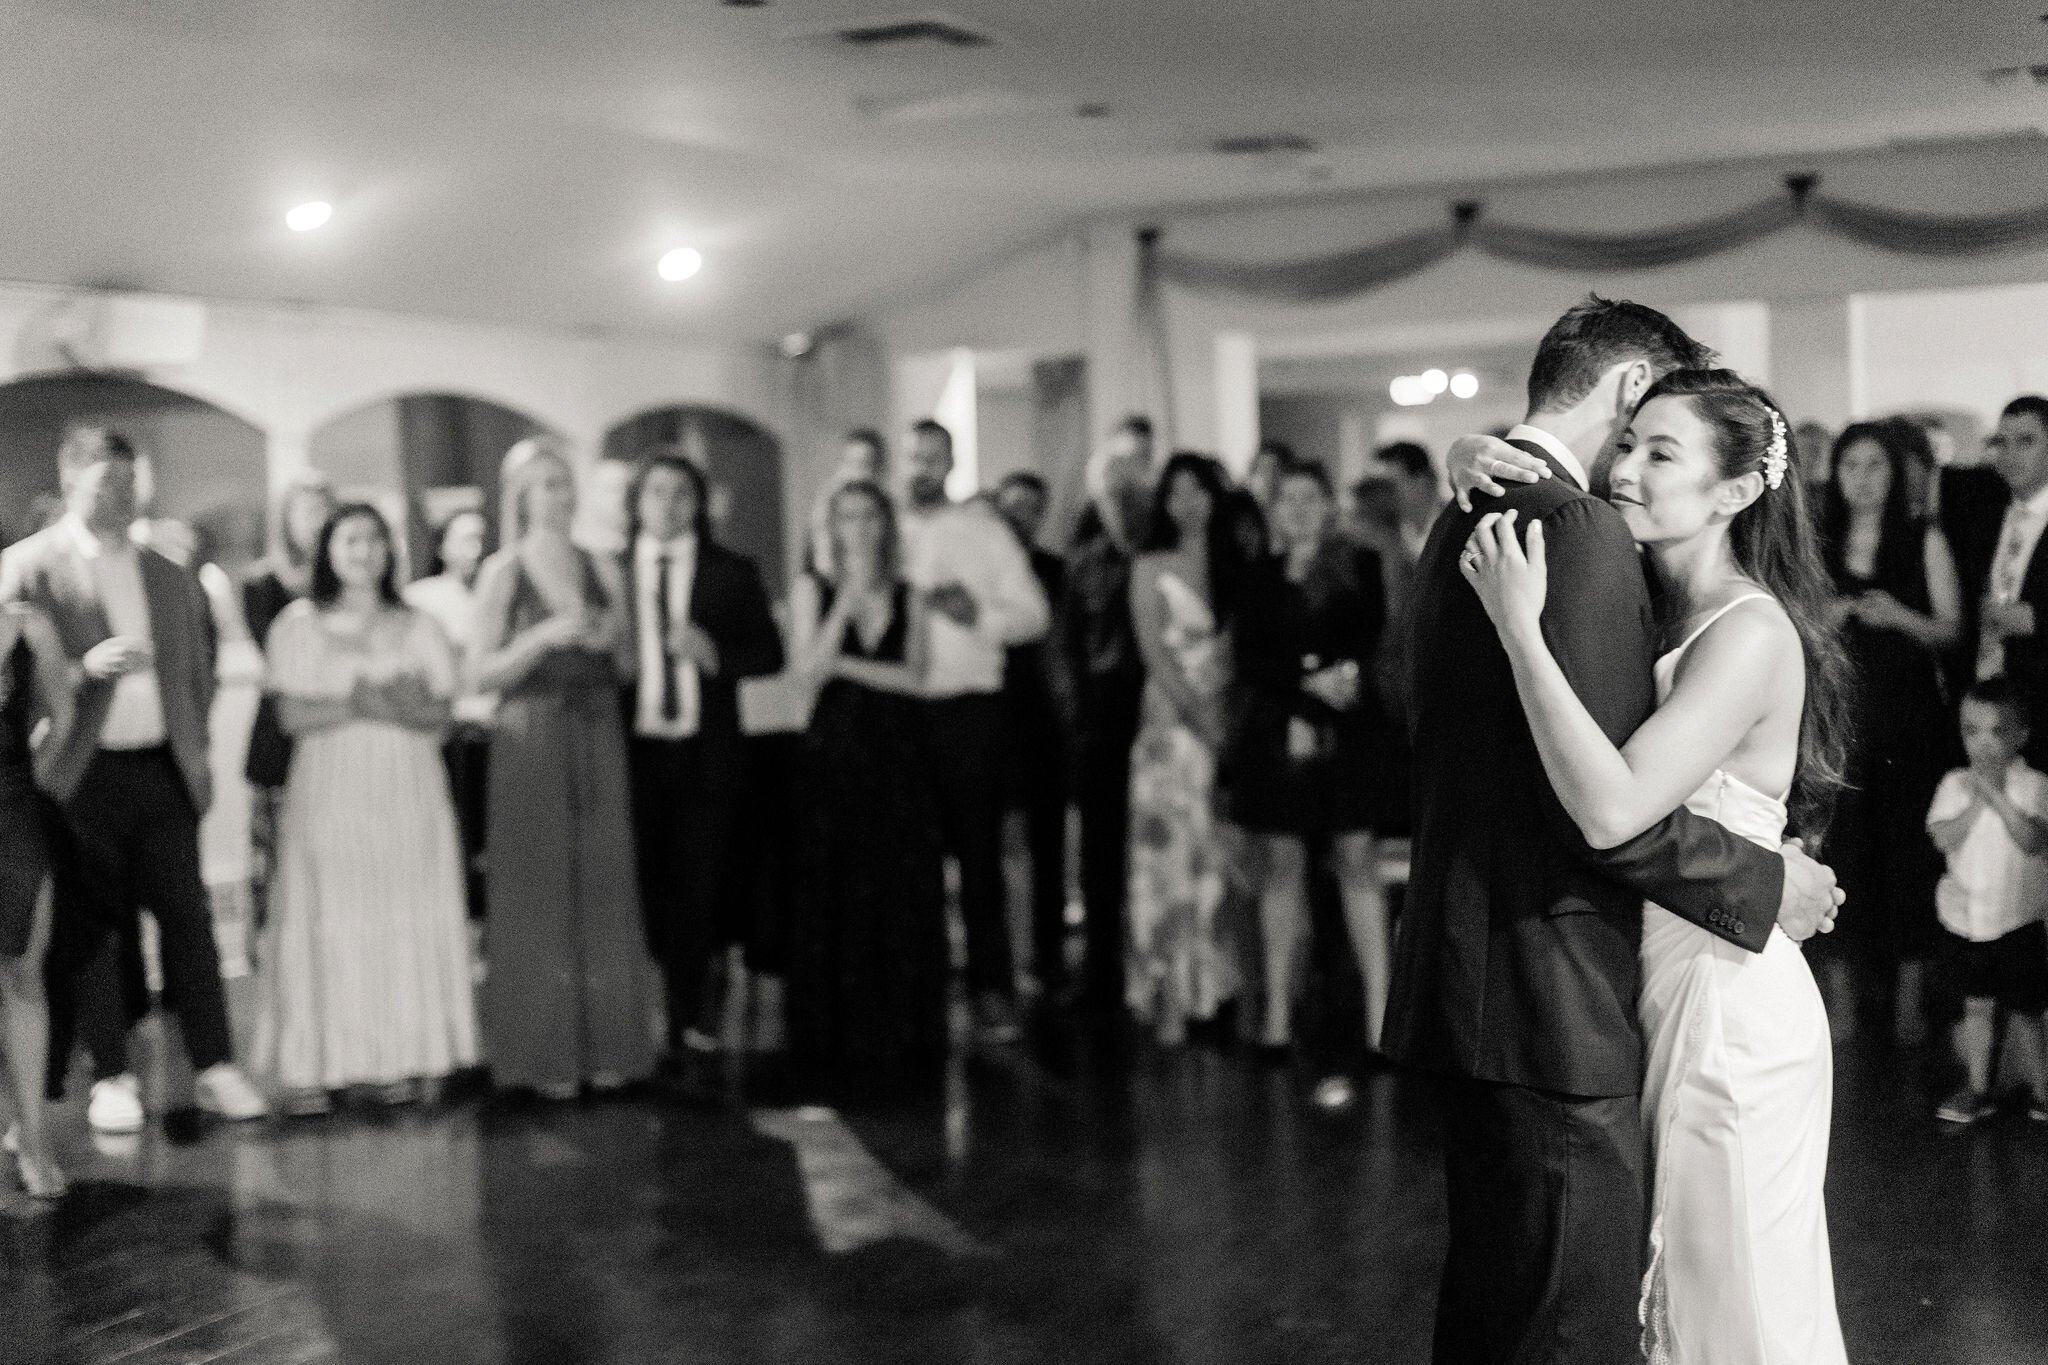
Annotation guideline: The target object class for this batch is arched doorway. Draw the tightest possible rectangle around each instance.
[308,393,556,577]
[602,406,787,592]
[0,372,267,567]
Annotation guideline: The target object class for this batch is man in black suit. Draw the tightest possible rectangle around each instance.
[1056,416,1155,1017]
[1383,297,1843,1365]
[619,451,785,1064]
[994,471,1071,1002]
[1975,395,2048,763]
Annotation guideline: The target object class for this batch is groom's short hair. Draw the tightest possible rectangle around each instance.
[1525,295,1713,416]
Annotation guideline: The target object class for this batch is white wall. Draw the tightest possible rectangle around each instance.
[861,135,2048,474]
[974,387,1035,490]
[0,281,775,476]
[0,279,804,572]
[1851,280,2048,425]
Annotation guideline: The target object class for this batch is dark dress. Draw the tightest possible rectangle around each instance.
[789,576,948,1092]
[1827,521,1954,976]
[1223,539,1388,836]
[0,628,49,958]
[241,568,301,789]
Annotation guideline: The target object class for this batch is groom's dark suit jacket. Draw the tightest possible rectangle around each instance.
[1383,440,1782,1099]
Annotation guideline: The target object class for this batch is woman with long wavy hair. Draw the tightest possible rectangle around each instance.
[1460,370,1851,1364]
[1818,420,1962,1043]
[1124,452,1247,1045]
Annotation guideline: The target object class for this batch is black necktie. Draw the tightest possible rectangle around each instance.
[655,553,680,722]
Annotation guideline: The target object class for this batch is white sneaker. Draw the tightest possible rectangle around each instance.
[194,1064,269,1121]
[88,1074,146,1134]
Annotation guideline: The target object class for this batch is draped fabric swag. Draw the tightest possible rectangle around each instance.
[1148,174,2048,302]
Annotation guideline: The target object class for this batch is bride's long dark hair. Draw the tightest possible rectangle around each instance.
[1636,368,1854,835]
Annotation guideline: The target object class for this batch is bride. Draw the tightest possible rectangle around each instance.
[1453,368,1852,1365]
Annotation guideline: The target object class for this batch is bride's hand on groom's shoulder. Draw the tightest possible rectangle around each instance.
[1448,434,1548,512]
[1458,511,1548,637]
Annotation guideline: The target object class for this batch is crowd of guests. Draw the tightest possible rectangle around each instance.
[3,388,2047,1199]
[1803,396,2048,1125]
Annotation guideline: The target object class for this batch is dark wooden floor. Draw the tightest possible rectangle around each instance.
[2,1018,2045,1365]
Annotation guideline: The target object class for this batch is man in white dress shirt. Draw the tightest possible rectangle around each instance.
[0,428,266,1132]
[901,420,1050,1043]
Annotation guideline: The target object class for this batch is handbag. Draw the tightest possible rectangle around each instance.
[244,693,293,789]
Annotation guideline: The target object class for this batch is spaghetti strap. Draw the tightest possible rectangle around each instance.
[1665,592,1774,663]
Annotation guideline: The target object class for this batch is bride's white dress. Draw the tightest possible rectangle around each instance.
[1638,595,1847,1365]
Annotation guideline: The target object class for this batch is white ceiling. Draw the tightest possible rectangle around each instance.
[4,1,2044,344]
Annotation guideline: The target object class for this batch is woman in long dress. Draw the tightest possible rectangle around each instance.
[0,604,71,1197]
[1126,453,1242,1045]
[257,504,478,1111]
[1819,421,1962,1042]
[470,439,653,1097]
[785,479,947,1094]
[1457,369,1852,1364]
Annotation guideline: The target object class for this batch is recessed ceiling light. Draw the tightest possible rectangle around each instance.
[1389,376,1432,407]
[1420,368,1449,395]
[1450,372,1479,400]
[658,247,703,282]
[779,332,814,358]
[286,201,332,232]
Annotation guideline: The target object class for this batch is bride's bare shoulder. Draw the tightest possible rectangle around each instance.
[1687,594,1801,679]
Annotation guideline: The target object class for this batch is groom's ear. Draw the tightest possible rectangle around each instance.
[1616,360,1654,412]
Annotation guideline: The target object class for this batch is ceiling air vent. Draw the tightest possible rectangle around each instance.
[833,12,996,48]
[1211,133,1321,156]
[1982,64,2048,87]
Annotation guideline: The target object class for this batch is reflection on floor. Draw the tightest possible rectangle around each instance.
[2,1022,2045,1365]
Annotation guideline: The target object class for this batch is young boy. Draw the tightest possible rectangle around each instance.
[1927,676,2048,1125]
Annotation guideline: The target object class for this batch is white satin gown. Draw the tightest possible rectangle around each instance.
[1637,595,1847,1365]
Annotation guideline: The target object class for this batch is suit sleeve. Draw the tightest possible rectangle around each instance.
[1536,499,1782,953]
[191,570,219,715]
[721,556,785,680]
[2004,551,2048,736]
[1351,548,1386,670]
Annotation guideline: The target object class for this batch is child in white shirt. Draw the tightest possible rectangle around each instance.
[1926,677,2048,1125]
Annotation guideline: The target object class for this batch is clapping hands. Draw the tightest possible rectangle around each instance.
[351,672,442,728]
[1302,661,1360,711]
[927,582,979,628]
[82,634,153,680]
[1843,590,1914,633]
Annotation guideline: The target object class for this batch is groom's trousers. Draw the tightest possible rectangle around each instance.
[1433,1076,1643,1365]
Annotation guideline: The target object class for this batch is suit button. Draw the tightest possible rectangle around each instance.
[1732,919,1746,934]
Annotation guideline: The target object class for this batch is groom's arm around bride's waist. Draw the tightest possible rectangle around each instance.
[1523,496,1779,954]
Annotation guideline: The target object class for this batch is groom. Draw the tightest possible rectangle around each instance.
[1383,296,1843,1365]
